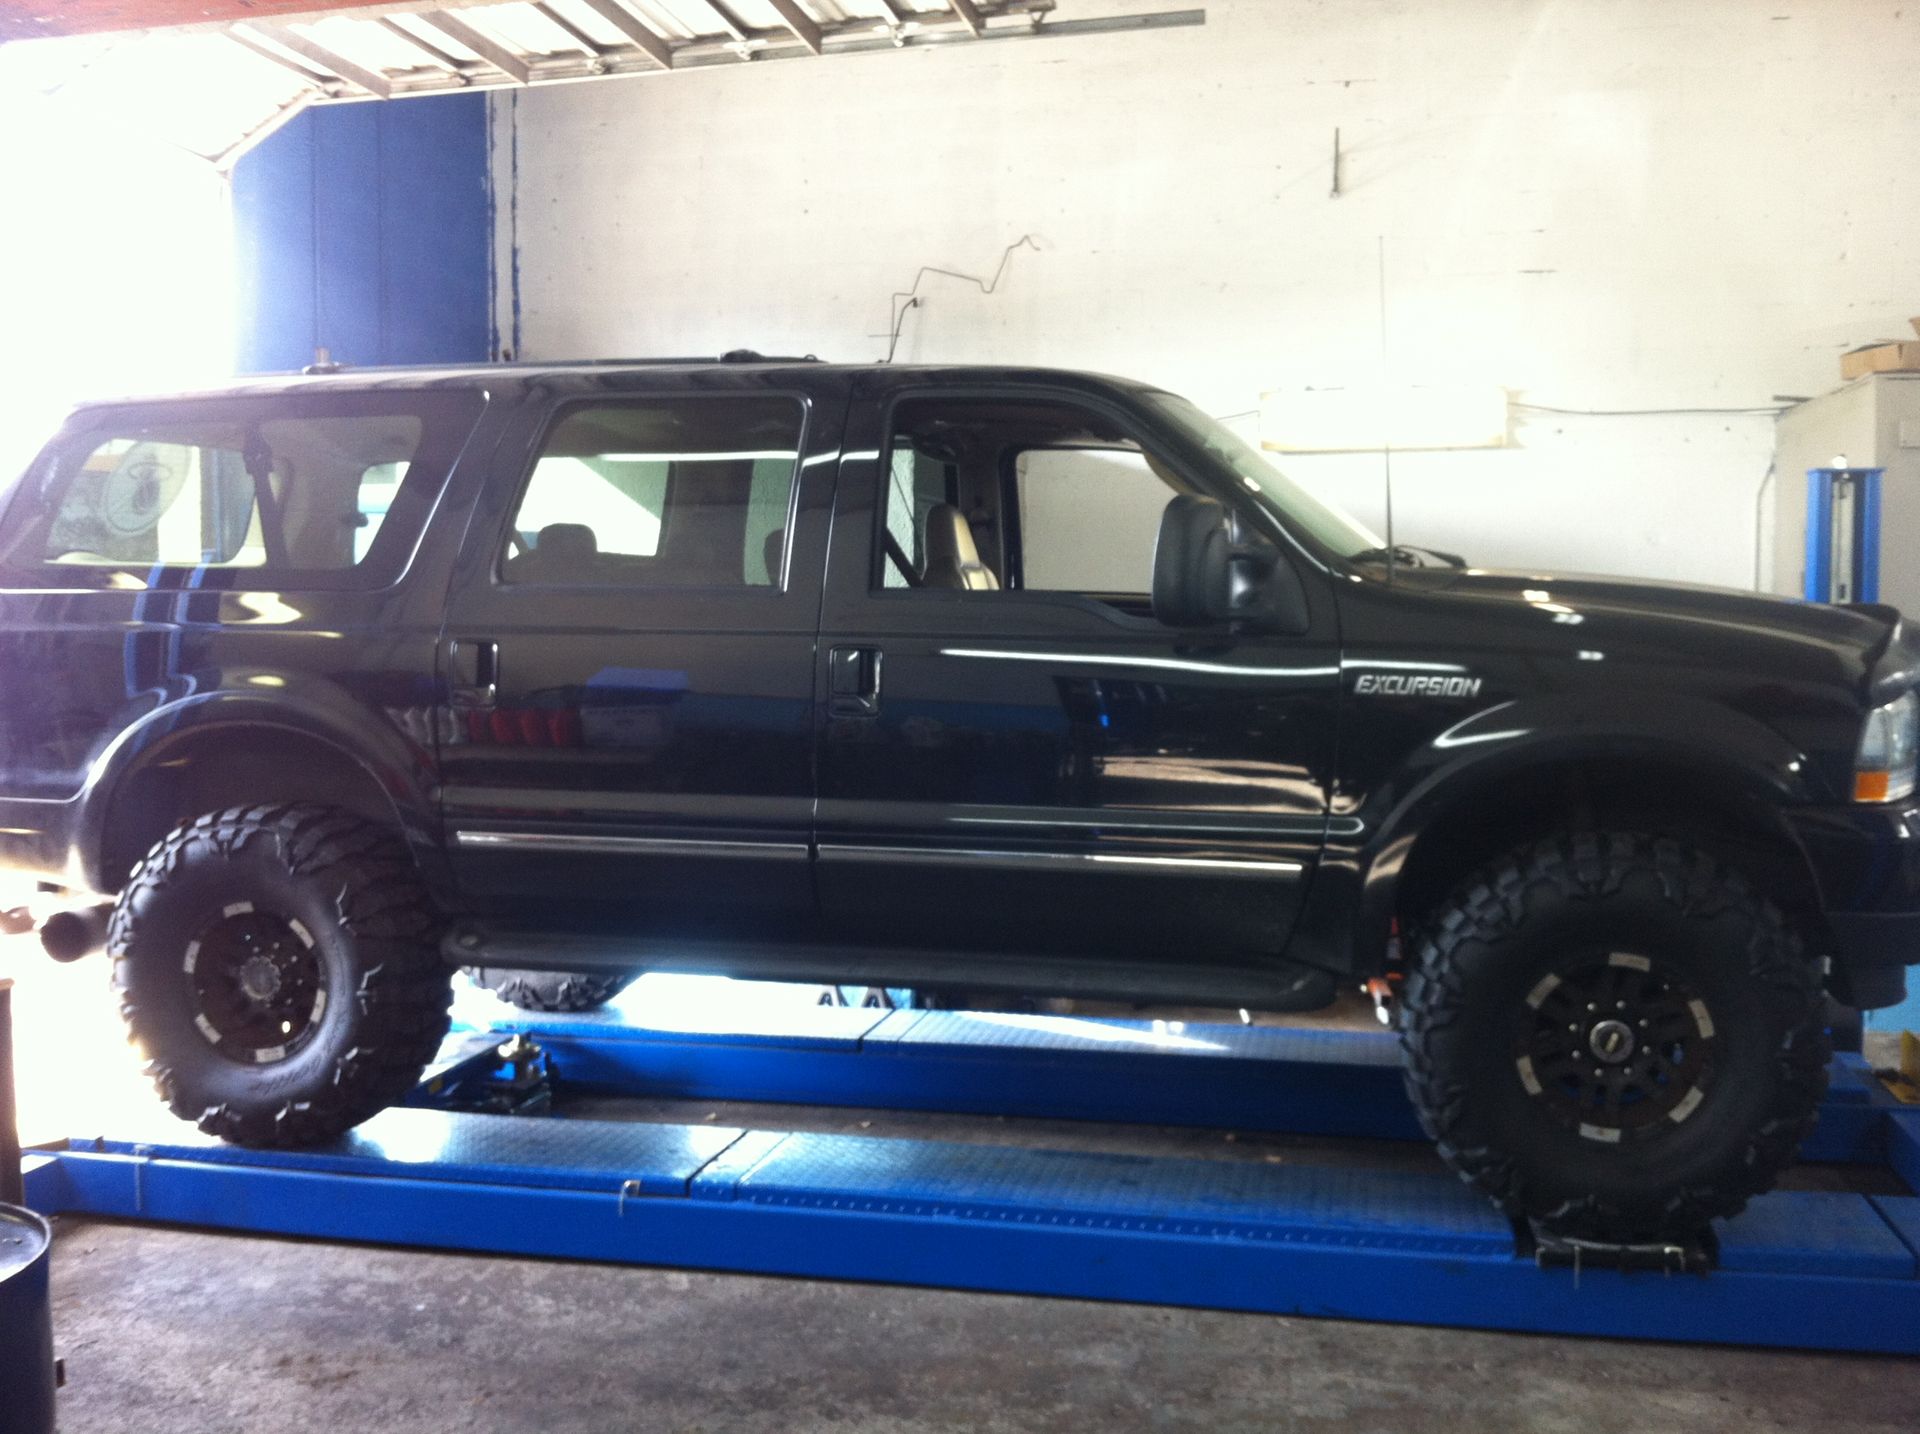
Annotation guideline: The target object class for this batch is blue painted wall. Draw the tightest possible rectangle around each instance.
[232,92,491,374]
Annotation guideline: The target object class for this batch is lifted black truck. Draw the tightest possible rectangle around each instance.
[2,355,1916,1241]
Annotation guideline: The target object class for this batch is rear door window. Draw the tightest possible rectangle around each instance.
[0,391,482,589]
[502,395,804,588]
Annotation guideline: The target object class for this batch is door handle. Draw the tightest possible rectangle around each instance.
[449,637,498,709]
[829,646,882,716]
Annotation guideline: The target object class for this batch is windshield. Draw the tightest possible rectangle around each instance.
[1143,392,1382,558]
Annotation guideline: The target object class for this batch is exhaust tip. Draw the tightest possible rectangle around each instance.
[39,906,111,963]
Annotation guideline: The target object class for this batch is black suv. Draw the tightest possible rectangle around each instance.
[4,357,1916,1240]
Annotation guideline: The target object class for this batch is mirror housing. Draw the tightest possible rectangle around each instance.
[1151,495,1309,633]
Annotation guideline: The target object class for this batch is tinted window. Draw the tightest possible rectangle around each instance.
[1015,447,1166,595]
[504,396,803,588]
[882,443,951,589]
[0,392,481,590]
[880,396,1184,606]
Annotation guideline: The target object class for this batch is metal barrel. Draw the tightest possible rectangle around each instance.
[0,1204,55,1434]
[0,978,56,1433]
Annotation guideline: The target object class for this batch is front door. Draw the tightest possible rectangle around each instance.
[437,372,842,940]
[814,377,1339,1000]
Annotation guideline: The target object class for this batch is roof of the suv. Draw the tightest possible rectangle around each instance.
[67,355,1158,408]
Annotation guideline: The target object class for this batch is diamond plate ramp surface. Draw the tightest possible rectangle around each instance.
[1716,1191,1917,1278]
[728,1131,1511,1253]
[83,1108,741,1196]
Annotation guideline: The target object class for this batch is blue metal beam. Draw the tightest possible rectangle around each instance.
[1805,467,1835,602]
[469,1006,1898,1165]
[1856,465,1883,603]
[30,1010,1920,1356]
[28,1107,1920,1355]
[1803,467,1887,604]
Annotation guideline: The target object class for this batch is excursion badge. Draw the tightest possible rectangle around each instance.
[1352,672,1484,698]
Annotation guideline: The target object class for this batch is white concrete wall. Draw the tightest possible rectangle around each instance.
[488,0,1920,587]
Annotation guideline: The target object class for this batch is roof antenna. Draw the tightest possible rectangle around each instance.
[1376,235,1395,587]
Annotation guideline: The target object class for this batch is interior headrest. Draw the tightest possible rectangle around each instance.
[924,504,981,569]
[536,523,598,565]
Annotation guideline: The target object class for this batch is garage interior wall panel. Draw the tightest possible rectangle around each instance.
[485,0,1918,587]
[235,91,490,374]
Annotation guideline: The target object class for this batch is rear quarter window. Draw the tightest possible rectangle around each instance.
[0,389,484,591]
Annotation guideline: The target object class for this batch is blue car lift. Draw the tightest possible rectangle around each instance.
[21,1001,1920,1355]
[1804,464,1884,605]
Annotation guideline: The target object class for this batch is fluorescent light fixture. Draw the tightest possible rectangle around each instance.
[1260,384,1509,454]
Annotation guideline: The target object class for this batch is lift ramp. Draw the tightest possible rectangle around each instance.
[25,1004,1920,1355]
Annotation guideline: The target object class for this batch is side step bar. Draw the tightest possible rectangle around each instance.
[441,925,1340,1011]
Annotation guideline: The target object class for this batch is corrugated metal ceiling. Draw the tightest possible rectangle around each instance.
[0,2,1204,166]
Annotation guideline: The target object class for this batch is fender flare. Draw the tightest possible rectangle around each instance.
[1348,694,1821,965]
[73,674,440,893]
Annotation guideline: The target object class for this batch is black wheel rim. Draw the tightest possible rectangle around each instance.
[185,903,326,1064]
[1511,951,1717,1142]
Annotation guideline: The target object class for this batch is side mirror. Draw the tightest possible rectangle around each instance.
[1151,494,1309,633]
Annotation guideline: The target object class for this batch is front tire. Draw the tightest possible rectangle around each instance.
[1400,831,1829,1241]
[110,804,453,1148]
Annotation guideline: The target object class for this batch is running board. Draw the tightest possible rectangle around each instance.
[440,926,1340,1011]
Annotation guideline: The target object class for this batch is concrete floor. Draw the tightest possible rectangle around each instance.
[15,950,1920,1431]
[45,1210,1919,1434]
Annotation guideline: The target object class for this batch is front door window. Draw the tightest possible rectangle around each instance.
[876,395,1189,616]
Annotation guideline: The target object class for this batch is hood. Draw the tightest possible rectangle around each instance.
[1386,565,1901,691]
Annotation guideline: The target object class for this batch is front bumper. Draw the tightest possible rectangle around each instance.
[1788,800,1920,1007]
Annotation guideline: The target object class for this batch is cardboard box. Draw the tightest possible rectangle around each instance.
[1842,333,1920,380]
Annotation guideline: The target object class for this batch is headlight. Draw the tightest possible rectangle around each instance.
[1854,691,1918,803]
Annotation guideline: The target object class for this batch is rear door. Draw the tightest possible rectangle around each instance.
[435,370,842,939]
[813,376,1340,995]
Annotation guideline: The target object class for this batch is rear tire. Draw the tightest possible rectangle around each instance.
[1400,831,1829,1241]
[110,804,453,1148]
[470,968,633,1013]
